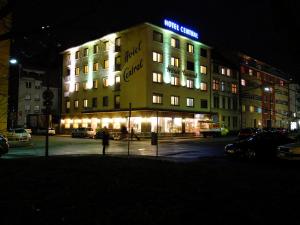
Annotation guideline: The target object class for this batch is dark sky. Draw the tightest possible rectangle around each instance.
[12,0,300,80]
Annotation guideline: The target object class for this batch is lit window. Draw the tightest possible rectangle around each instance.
[103,77,109,87]
[242,105,246,112]
[74,100,79,109]
[231,84,237,94]
[221,67,226,75]
[93,45,99,54]
[153,31,163,43]
[66,101,70,109]
[25,94,31,100]
[171,96,179,106]
[186,79,194,89]
[153,72,163,83]
[171,37,180,48]
[153,94,163,104]
[221,81,225,92]
[75,83,79,92]
[93,63,99,71]
[200,82,207,91]
[83,82,88,90]
[200,65,207,74]
[75,51,80,59]
[34,105,40,111]
[249,69,253,76]
[213,80,220,91]
[187,43,194,53]
[171,57,179,67]
[104,59,109,69]
[83,48,89,57]
[249,106,254,112]
[227,69,231,76]
[104,41,109,51]
[75,67,80,76]
[153,52,163,63]
[84,65,89,74]
[171,76,180,86]
[83,99,88,108]
[93,80,98,89]
[241,79,246,86]
[186,98,194,107]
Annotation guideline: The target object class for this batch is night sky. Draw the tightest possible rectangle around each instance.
[11,0,300,81]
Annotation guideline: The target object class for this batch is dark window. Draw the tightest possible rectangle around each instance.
[153,31,163,43]
[200,48,207,57]
[228,116,231,127]
[232,98,238,110]
[222,97,226,109]
[213,96,219,108]
[103,96,109,107]
[213,64,219,73]
[186,61,194,71]
[200,99,208,108]
[114,95,120,109]
[228,98,231,110]
[115,56,121,71]
[67,68,70,76]
[26,82,31,88]
[115,37,121,52]
[92,98,97,108]
[233,116,238,128]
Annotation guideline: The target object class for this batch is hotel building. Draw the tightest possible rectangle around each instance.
[61,22,213,135]
[239,54,290,128]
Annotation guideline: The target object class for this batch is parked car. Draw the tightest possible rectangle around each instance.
[7,128,32,142]
[277,142,300,160]
[225,131,295,160]
[0,134,9,157]
[237,128,257,139]
[71,128,96,138]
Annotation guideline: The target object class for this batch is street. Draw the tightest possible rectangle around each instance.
[3,135,236,160]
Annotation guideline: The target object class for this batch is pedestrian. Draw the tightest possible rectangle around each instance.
[102,126,109,155]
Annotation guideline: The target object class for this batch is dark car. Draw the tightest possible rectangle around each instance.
[95,130,115,140]
[237,128,257,139]
[0,134,9,157]
[225,131,295,160]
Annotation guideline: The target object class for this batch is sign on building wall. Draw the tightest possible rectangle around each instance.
[164,19,199,39]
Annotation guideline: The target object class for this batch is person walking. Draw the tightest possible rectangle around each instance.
[102,126,109,155]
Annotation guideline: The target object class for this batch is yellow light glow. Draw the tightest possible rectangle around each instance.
[174,118,182,126]
[61,119,65,124]
[69,48,79,93]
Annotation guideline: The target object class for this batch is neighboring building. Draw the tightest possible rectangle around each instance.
[289,83,300,130]
[61,21,213,135]
[211,50,240,131]
[12,68,59,129]
[239,54,290,128]
[0,0,11,133]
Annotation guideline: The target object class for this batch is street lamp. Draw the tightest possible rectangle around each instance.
[9,58,18,64]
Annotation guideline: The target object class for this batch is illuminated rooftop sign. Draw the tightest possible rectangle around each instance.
[164,19,199,39]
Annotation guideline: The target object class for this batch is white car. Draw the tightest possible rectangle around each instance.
[7,128,32,142]
[277,142,300,160]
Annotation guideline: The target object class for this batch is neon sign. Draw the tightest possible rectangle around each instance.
[164,19,199,39]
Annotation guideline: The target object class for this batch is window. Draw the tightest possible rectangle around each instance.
[226,69,231,76]
[26,81,31,88]
[228,116,231,127]
[84,65,88,74]
[104,41,109,51]
[221,67,226,75]
[233,98,237,110]
[83,82,88,90]
[92,98,97,108]
[186,98,194,107]
[114,95,120,109]
[233,116,238,128]
[242,105,246,112]
[93,63,99,71]
[152,94,163,104]
[35,81,41,89]
[171,57,179,67]
[75,67,80,76]
[66,68,71,76]
[34,105,40,112]
[171,37,180,48]
[187,43,194,53]
[75,82,79,92]
[93,45,99,54]
[201,99,208,108]
[83,99,88,108]
[221,81,225,92]
[228,98,231,110]
[83,48,89,57]
[200,65,207,74]
[153,31,163,43]
[93,80,98,89]
[115,37,121,51]
[200,48,207,57]
[103,77,109,87]
[153,52,163,63]
[115,76,120,91]
[115,56,121,71]
[249,69,253,76]
[25,94,31,100]
[25,105,30,111]
[64,84,70,92]
[213,64,219,73]
[241,79,246,86]
[171,76,180,86]
[74,100,79,109]
[213,96,219,108]
[200,82,207,91]
[103,96,109,106]
[222,97,226,109]
[280,80,284,86]
[171,96,179,106]
[153,72,162,83]
[186,79,194,89]
[231,84,237,93]
[75,51,80,59]
[249,105,254,112]
[187,61,194,71]
[104,59,109,69]
[66,101,70,109]
[213,80,220,91]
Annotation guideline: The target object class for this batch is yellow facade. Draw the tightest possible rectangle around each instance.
[61,23,212,134]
